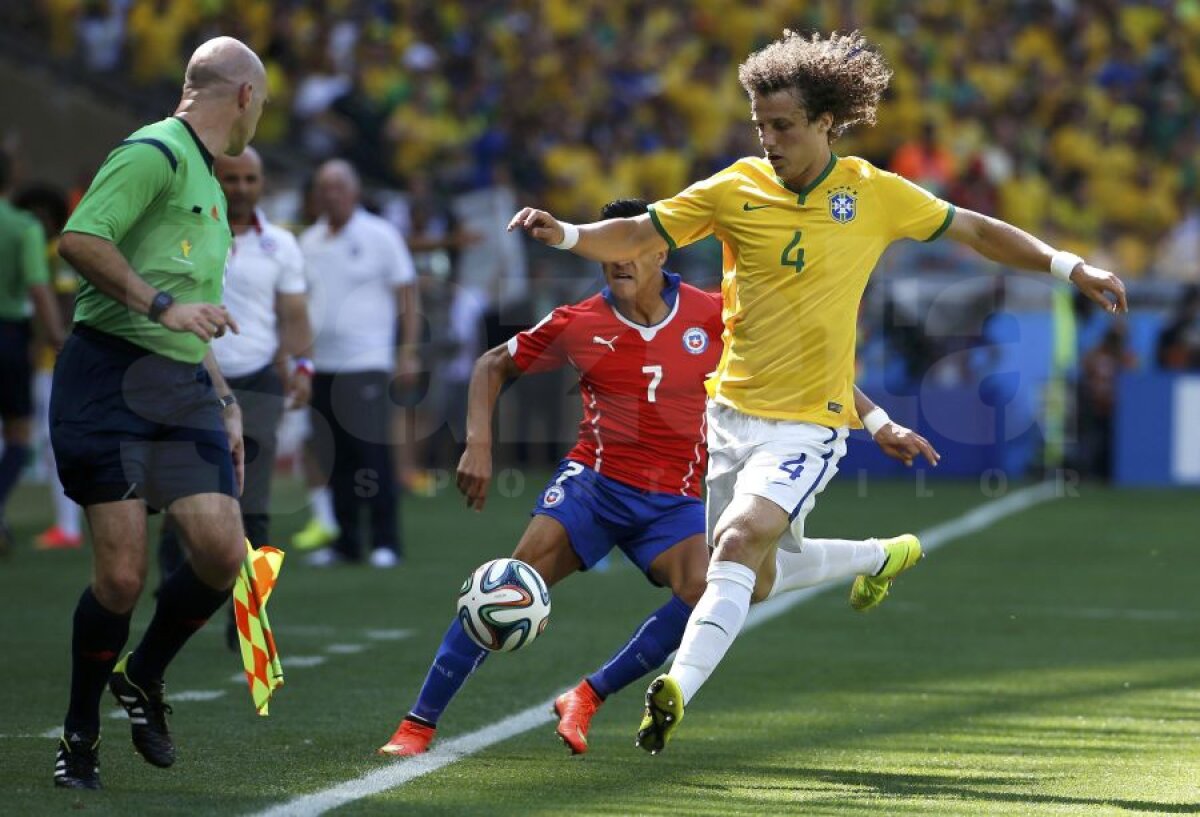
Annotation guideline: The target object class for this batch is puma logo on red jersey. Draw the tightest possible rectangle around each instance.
[592,335,617,351]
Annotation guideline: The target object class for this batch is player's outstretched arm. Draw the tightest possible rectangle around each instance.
[854,386,940,468]
[507,208,667,263]
[942,208,1128,314]
[457,344,524,512]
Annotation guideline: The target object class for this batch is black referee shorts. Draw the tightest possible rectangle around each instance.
[0,318,33,418]
[49,324,236,510]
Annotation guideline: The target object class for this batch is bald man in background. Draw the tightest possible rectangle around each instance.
[300,159,419,569]
[51,37,267,789]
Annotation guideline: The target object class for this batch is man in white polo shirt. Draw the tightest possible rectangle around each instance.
[301,159,419,568]
[159,147,313,579]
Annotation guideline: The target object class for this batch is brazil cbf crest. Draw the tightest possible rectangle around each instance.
[682,326,709,355]
[828,186,857,224]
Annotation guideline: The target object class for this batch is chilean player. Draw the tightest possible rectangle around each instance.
[380,199,937,757]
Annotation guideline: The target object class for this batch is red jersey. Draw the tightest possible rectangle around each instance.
[507,274,723,498]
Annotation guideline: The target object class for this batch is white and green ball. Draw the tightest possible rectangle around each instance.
[457,558,551,652]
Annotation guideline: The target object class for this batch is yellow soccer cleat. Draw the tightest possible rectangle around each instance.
[291,517,338,551]
[850,534,922,612]
[635,674,684,755]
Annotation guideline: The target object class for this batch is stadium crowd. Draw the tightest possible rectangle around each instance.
[11,0,1200,280]
[0,1,1196,494]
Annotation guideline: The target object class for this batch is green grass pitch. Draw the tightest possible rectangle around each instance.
[1,475,1197,815]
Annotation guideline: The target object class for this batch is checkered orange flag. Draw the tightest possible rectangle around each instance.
[233,540,284,716]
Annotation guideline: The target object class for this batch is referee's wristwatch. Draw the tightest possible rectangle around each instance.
[217,392,238,411]
[147,290,175,323]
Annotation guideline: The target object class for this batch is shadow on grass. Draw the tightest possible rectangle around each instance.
[677,767,1200,814]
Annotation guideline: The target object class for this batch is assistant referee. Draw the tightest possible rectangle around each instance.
[49,37,268,791]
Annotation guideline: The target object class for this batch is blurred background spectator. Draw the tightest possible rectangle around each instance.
[1155,284,1200,371]
[1078,323,1138,479]
[2,0,1195,281]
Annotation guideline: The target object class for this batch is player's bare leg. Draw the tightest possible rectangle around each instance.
[646,534,709,607]
[511,515,585,586]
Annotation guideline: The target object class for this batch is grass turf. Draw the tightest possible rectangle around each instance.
[1,475,1196,815]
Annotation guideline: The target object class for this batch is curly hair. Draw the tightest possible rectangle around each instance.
[737,30,892,141]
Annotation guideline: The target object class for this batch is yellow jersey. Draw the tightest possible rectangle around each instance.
[649,154,954,427]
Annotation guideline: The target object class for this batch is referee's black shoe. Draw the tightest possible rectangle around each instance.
[109,654,175,768]
[53,732,101,789]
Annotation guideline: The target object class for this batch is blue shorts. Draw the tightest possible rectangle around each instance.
[532,459,706,581]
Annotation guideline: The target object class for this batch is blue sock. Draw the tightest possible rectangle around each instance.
[587,595,693,699]
[0,443,30,512]
[409,618,489,726]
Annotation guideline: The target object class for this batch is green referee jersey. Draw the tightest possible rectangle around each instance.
[0,198,49,320]
[64,116,231,363]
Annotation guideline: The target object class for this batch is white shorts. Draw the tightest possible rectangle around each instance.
[705,402,848,553]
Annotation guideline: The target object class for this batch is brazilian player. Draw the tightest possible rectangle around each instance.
[50,37,267,789]
[508,30,1127,754]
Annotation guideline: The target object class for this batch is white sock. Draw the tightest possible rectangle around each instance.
[53,478,80,538]
[768,538,885,599]
[669,561,756,704]
[309,487,337,529]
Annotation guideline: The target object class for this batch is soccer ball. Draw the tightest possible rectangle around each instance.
[457,558,551,652]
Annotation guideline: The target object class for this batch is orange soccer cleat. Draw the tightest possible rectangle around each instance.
[553,679,604,755]
[378,718,435,757]
[36,526,83,550]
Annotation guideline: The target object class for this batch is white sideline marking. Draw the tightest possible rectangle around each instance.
[365,629,414,641]
[0,729,64,740]
[171,689,228,702]
[325,644,366,655]
[284,655,328,668]
[251,482,1058,817]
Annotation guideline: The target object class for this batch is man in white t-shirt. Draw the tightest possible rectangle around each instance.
[301,159,419,568]
[159,147,314,580]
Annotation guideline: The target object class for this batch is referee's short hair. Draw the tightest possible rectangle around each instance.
[600,198,649,220]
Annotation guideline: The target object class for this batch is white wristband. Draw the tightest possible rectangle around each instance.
[551,222,580,251]
[1049,250,1084,282]
[862,407,891,438]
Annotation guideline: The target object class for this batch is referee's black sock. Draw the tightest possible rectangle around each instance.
[127,563,230,687]
[0,443,30,513]
[64,587,131,738]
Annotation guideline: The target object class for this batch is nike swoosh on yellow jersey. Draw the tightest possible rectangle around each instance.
[742,202,772,211]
